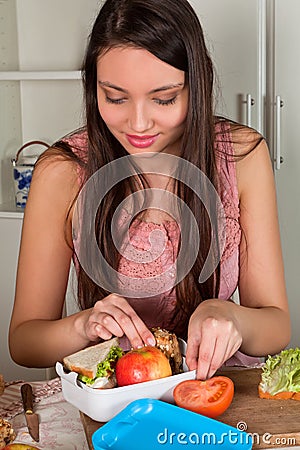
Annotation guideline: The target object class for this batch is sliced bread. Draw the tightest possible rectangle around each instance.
[63,337,119,379]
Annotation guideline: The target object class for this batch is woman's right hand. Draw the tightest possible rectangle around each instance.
[83,293,156,348]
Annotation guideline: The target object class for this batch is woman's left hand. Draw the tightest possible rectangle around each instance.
[185,299,242,380]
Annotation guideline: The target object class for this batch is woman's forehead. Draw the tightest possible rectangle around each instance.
[97,46,185,91]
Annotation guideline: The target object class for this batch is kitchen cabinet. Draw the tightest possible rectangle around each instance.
[192,0,300,348]
[0,0,100,207]
[0,206,77,381]
[0,209,49,381]
[0,0,99,381]
[267,0,300,349]
[190,0,265,133]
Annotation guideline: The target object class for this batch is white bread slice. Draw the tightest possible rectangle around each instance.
[63,337,120,379]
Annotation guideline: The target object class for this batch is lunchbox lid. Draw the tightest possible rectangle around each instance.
[92,398,252,450]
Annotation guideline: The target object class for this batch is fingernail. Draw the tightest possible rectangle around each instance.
[147,337,156,346]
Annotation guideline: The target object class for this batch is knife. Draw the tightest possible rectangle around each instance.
[21,383,40,442]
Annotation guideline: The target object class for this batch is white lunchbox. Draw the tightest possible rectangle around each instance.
[56,339,196,422]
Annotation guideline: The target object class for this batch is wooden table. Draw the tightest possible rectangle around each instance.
[80,368,300,449]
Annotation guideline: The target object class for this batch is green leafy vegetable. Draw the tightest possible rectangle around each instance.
[79,346,123,385]
[260,348,300,395]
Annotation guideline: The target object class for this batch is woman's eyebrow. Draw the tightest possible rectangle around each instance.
[98,81,127,92]
[98,80,184,94]
[150,83,184,93]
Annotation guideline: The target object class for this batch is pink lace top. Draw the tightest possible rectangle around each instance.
[64,126,262,367]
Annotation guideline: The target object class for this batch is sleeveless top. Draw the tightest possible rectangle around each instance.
[64,125,262,367]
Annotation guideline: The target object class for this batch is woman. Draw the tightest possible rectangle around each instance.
[9,0,290,380]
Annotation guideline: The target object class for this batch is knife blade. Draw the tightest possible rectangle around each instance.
[21,383,40,442]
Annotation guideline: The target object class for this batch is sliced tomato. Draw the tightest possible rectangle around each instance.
[173,376,234,418]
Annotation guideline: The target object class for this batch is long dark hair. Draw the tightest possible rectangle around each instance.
[70,0,220,338]
[46,0,252,338]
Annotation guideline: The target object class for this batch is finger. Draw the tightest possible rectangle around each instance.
[222,333,243,364]
[205,334,229,379]
[201,325,242,379]
[106,295,156,347]
[96,313,124,338]
[85,320,113,342]
[94,297,155,348]
[111,306,154,348]
[194,317,221,380]
[186,328,201,372]
[204,322,242,377]
[95,324,113,341]
[196,336,217,380]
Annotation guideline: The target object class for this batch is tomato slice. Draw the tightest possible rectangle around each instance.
[173,376,234,418]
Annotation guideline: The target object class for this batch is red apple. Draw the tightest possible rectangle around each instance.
[115,346,172,387]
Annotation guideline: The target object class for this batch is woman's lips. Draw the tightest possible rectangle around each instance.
[126,134,159,148]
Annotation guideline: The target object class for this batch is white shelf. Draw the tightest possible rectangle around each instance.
[0,71,82,81]
[0,202,24,219]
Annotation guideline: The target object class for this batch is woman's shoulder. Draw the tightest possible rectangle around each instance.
[213,117,270,204]
[33,146,80,197]
[58,127,88,163]
[33,128,88,188]
[214,117,264,158]
[213,119,272,199]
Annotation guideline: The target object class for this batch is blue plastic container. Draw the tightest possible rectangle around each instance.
[92,398,252,450]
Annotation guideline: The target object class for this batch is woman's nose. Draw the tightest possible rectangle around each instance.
[128,102,154,132]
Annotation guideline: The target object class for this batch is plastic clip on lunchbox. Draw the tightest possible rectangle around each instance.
[56,339,197,422]
[92,398,253,450]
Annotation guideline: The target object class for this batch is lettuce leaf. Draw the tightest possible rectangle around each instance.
[79,346,123,385]
[260,348,300,395]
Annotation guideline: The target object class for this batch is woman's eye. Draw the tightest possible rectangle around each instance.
[155,97,177,106]
[105,96,125,104]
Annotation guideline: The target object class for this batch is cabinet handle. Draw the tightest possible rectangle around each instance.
[246,94,255,127]
[275,95,284,170]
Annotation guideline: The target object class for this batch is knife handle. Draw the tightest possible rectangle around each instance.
[21,383,34,413]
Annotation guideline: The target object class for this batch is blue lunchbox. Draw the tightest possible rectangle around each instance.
[92,398,252,450]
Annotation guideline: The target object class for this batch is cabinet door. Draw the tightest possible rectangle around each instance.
[15,0,100,142]
[189,0,263,132]
[273,0,300,348]
[0,216,48,381]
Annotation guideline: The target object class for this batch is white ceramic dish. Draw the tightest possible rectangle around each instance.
[56,339,196,422]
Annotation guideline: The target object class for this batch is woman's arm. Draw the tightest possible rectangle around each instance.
[186,136,290,379]
[8,154,90,367]
[235,136,290,352]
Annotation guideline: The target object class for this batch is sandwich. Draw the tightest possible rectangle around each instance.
[258,347,300,400]
[151,327,183,375]
[63,337,123,388]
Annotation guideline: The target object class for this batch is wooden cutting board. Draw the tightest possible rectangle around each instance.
[80,368,300,449]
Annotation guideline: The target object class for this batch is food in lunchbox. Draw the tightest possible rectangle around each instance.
[63,337,123,388]
[63,327,185,389]
[115,345,172,386]
[151,327,183,375]
[258,347,300,400]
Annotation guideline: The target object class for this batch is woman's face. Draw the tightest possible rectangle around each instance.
[96,46,188,156]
